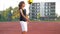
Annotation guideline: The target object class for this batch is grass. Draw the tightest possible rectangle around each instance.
[0,19,60,22]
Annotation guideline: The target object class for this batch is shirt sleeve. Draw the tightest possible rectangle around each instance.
[20,9,22,13]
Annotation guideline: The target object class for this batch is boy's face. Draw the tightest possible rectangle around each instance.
[22,3,25,8]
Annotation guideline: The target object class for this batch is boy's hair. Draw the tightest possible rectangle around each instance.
[18,1,25,10]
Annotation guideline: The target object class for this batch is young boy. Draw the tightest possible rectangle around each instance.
[18,1,30,34]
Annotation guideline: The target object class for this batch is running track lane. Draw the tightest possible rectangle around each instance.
[0,22,60,34]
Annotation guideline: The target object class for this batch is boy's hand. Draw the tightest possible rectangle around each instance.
[26,15,31,23]
[26,18,31,23]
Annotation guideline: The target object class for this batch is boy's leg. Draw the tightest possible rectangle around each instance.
[22,31,27,34]
[20,21,28,34]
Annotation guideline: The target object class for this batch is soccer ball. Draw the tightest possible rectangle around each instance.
[28,0,33,4]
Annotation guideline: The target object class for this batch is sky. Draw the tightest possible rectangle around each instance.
[0,0,60,16]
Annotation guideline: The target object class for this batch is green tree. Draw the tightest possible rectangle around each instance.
[37,13,40,20]
[2,7,13,21]
[12,7,20,20]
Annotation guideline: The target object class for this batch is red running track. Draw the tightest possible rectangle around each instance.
[0,21,60,34]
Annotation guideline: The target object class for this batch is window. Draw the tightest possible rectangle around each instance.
[51,6,55,9]
[51,10,55,12]
[37,7,40,9]
[32,7,35,9]
[37,10,40,12]
[50,13,55,15]
[46,7,48,9]
[51,3,55,5]
[32,13,35,15]
[37,3,40,6]
[32,3,36,6]
[32,10,35,12]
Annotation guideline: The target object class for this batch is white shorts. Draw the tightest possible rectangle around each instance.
[20,21,28,32]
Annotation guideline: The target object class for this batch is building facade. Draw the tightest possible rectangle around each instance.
[29,3,40,20]
[29,2,56,20]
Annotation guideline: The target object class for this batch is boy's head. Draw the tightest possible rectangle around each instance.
[19,1,25,9]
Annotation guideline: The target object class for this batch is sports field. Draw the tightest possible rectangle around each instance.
[0,21,60,34]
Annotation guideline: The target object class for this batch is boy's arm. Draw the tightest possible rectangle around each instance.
[25,9,31,23]
[26,15,29,19]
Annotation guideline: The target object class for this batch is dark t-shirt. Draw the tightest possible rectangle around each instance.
[20,9,26,21]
